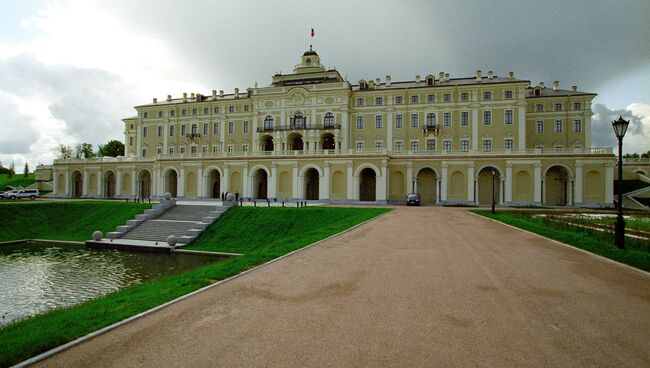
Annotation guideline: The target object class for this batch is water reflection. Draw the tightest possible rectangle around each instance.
[0,242,220,326]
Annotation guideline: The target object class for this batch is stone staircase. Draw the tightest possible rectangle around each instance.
[107,201,230,245]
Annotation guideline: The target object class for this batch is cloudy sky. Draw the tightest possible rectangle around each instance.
[1,0,649,169]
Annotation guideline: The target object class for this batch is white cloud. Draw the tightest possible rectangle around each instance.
[591,103,650,154]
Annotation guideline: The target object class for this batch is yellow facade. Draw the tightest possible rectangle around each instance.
[46,49,615,207]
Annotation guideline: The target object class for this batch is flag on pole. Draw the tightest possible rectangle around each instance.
[311,28,315,37]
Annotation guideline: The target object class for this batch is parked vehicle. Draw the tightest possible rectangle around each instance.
[7,189,39,200]
[406,193,421,206]
[0,191,5,199]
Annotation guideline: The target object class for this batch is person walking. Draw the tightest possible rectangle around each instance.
[235,191,239,201]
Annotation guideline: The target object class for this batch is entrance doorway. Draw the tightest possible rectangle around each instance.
[359,168,376,201]
[305,168,319,200]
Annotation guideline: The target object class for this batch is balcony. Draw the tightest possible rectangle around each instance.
[185,133,201,140]
[423,124,442,135]
[256,123,340,133]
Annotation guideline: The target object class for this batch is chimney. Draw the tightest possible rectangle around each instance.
[212,90,217,98]
[439,72,444,80]
[234,88,239,98]
[386,75,391,87]
[539,82,545,89]
[476,70,482,81]
[375,78,380,85]
[571,85,577,92]
[368,80,375,89]
[553,80,559,91]
[152,97,157,103]
[182,92,187,102]
[488,71,493,79]
[219,90,224,97]
[508,71,514,80]
[444,73,450,82]
[166,95,172,102]
[415,75,421,84]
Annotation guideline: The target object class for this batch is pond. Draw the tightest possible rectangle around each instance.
[0,241,222,326]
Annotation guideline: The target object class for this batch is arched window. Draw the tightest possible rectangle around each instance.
[324,112,335,128]
[191,124,198,134]
[426,113,436,126]
[426,76,434,86]
[264,115,274,131]
[293,112,304,129]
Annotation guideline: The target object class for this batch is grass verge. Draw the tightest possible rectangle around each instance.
[0,206,389,367]
[0,173,35,190]
[472,210,650,273]
[0,201,151,242]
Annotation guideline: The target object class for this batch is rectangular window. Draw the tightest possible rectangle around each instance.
[129,136,133,146]
[357,98,365,106]
[157,147,162,155]
[242,144,249,152]
[573,102,581,110]
[395,96,403,104]
[573,119,582,133]
[554,120,562,133]
[180,147,185,154]
[203,123,208,135]
[460,92,469,101]
[375,141,383,152]
[244,105,250,112]
[443,93,451,102]
[203,107,209,114]
[461,111,469,126]
[228,121,234,134]
[182,109,187,116]
[554,103,562,111]
[426,139,436,151]
[443,140,452,152]
[158,125,163,137]
[536,121,544,134]
[170,110,175,117]
[394,141,403,152]
[505,110,513,124]
[411,95,419,104]
[483,139,492,152]
[181,125,186,136]
[158,111,163,118]
[356,142,364,151]
[227,145,234,153]
[169,147,174,155]
[143,126,148,137]
[535,103,544,112]
[143,112,148,118]
[243,121,249,133]
[504,90,513,99]
[460,139,469,152]
[192,108,197,115]
[190,146,197,154]
[411,113,419,127]
[483,111,491,125]
[443,112,452,126]
[142,148,147,157]
[213,122,219,134]
[375,97,383,105]
[202,146,208,154]
[483,91,491,100]
[214,106,219,113]
[229,106,234,113]
[212,145,219,153]
[356,116,364,129]
[170,125,175,136]
[395,114,403,128]
[427,94,435,103]
[505,139,513,150]
[375,115,383,129]
[410,140,419,151]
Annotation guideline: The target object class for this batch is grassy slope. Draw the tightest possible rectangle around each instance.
[0,201,151,242]
[0,173,35,191]
[472,210,650,272]
[0,206,389,367]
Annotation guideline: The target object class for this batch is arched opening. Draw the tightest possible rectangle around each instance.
[71,171,83,197]
[292,112,305,129]
[253,169,268,199]
[324,112,335,128]
[321,133,335,150]
[416,168,437,204]
[209,170,221,198]
[477,167,501,205]
[263,115,274,131]
[261,135,274,151]
[165,170,178,197]
[104,171,116,198]
[288,133,303,150]
[426,113,436,127]
[304,168,320,200]
[139,170,151,198]
[544,166,569,206]
[359,168,376,201]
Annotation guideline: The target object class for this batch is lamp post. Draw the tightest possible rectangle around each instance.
[491,169,496,214]
[612,115,629,249]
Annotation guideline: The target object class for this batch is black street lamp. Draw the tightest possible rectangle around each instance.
[491,169,496,214]
[612,115,629,249]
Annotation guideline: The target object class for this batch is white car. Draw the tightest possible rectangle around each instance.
[5,189,39,200]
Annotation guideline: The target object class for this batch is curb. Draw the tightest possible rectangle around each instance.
[468,210,650,278]
[11,208,392,368]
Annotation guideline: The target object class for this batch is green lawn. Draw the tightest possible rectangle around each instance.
[472,210,650,273]
[0,206,389,367]
[0,201,151,242]
[0,173,35,191]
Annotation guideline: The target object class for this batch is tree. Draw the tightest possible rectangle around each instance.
[8,162,15,178]
[80,143,95,159]
[97,140,125,157]
[56,144,73,159]
[24,162,29,177]
[0,162,9,175]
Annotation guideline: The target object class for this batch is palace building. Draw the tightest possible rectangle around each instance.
[44,48,615,207]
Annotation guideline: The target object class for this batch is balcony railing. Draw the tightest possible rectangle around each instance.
[185,133,201,140]
[423,124,442,135]
[256,123,340,133]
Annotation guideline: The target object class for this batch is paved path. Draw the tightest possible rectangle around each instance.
[35,207,650,368]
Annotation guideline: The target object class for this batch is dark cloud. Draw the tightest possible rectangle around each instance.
[591,103,646,149]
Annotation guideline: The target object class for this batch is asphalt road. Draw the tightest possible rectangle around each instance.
[34,207,650,368]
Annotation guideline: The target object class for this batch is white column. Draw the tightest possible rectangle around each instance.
[436,179,441,204]
[115,168,122,196]
[292,165,299,199]
[163,123,168,154]
[64,170,71,197]
[242,164,250,198]
[534,163,542,203]
[219,119,225,152]
[252,114,259,153]
[311,107,317,129]
[518,104,526,152]
[342,109,349,149]
[605,162,614,205]
[178,166,185,197]
[136,125,142,157]
[471,104,479,151]
[574,162,583,204]
[223,165,230,194]
[499,179,505,205]
[387,110,393,152]
[152,167,160,197]
[585,108,592,149]
[505,163,513,203]
[377,161,388,201]
[52,169,58,195]
[197,167,204,197]
[320,164,330,200]
[568,179,574,206]
[441,164,448,202]
[97,169,102,196]
[131,168,137,196]
[467,164,475,202]
[82,169,89,196]
[346,163,354,200]
[406,164,413,194]
[269,164,278,198]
